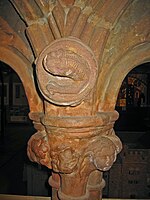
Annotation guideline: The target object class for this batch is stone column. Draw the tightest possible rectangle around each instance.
[27,37,122,200]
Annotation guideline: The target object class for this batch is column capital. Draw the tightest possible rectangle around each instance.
[27,111,122,199]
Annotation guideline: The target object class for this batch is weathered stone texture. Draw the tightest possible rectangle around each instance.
[0,0,150,199]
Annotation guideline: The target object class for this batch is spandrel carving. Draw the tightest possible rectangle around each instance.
[36,37,98,106]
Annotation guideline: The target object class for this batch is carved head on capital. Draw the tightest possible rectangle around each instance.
[89,137,118,171]
[27,131,51,168]
[51,147,79,173]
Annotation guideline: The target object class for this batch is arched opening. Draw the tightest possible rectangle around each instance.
[115,62,150,148]
[0,61,50,196]
[103,62,150,198]
[0,61,32,194]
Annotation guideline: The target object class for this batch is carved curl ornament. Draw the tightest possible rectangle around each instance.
[36,37,98,106]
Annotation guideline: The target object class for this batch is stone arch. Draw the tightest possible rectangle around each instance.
[100,42,150,111]
[96,0,150,112]
[0,46,43,112]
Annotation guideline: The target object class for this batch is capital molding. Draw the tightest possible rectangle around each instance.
[28,111,122,199]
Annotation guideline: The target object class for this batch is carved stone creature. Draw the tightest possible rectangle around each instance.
[43,49,87,81]
[36,37,98,106]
